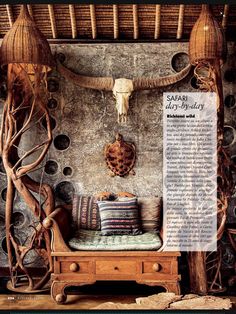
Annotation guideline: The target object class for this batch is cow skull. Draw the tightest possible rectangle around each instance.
[112,78,133,123]
[57,56,191,124]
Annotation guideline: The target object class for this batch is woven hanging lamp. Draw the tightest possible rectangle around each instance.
[189,5,227,65]
[0,4,54,72]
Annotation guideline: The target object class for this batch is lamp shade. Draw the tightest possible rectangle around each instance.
[0,5,54,71]
[189,5,227,65]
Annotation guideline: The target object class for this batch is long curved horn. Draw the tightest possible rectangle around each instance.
[133,64,192,90]
[57,59,114,91]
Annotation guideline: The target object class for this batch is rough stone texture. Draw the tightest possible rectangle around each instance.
[0,42,236,271]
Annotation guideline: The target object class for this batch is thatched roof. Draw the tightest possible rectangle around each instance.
[0,4,235,41]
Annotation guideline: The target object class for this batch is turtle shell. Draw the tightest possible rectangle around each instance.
[104,133,136,177]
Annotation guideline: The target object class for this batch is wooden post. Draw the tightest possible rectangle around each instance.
[188,252,208,294]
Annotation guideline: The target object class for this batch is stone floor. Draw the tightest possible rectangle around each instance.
[0,294,235,310]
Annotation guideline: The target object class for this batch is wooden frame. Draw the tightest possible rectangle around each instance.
[43,205,181,304]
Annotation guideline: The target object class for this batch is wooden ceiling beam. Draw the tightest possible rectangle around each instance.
[6,5,14,28]
[222,4,230,30]
[27,5,34,19]
[90,4,97,39]
[69,4,77,39]
[154,5,161,39]
[133,4,139,39]
[48,4,57,39]
[177,4,185,39]
[113,5,119,39]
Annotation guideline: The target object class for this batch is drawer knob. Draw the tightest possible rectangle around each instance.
[114,266,119,270]
[152,263,161,272]
[70,262,79,272]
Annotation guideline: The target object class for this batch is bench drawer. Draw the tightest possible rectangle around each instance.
[96,260,137,275]
[60,261,90,274]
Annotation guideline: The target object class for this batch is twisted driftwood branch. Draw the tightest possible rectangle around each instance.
[0,63,54,291]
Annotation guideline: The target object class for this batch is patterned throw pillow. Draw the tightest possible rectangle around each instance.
[97,198,142,236]
[72,195,101,230]
[138,197,162,233]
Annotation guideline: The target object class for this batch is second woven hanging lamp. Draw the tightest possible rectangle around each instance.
[189,4,227,66]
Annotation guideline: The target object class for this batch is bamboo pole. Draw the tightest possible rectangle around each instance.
[133,4,139,39]
[113,5,119,39]
[69,4,77,39]
[48,4,57,39]
[154,5,161,39]
[6,5,14,27]
[177,4,185,39]
[90,4,97,39]
[222,4,230,30]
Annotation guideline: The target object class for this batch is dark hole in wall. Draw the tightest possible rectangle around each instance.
[41,115,56,131]
[54,134,70,151]
[0,157,6,174]
[0,215,4,228]
[224,69,236,83]
[63,166,73,176]
[47,78,59,93]
[171,52,189,72]
[190,76,199,89]
[2,237,20,254]
[231,156,236,165]
[0,82,7,100]
[45,160,59,175]
[1,188,7,202]
[225,95,236,108]
[12,212,25,228]
[55,181,75,204]
[57,53,66,63]
[223,126,234,147]
[1,237,7,254]
[47,98,58,110]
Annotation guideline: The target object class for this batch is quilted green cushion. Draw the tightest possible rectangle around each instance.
[68,230,162,251]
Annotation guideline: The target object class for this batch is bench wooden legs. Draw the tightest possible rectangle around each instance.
[137,280,181,295]
[51,280,181,304]
[165,282,181,294]
[51,281,67,304]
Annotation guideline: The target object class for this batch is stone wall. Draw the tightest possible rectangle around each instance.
[0,42,236,269]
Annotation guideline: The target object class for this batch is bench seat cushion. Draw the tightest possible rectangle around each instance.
[68,230,162,251]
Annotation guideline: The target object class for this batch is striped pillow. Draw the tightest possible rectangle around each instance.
[138,197,162,233]
[72,195,101,231]
[97,198,142,236]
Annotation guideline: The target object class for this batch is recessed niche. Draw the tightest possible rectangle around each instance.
[223,126,235,147]
[55,181,75,204]
[1,188,7,202]
[1,237,7,254]
[41,115,56,130]
[2,236,20,255]
[231,155,236,165]
[0,82,7,100]
[12,211,25,228]
[225,95,236,108]
[45,160,58,175]
[57,53,66,63]
[171,52,189,72]
[190,76,199,89]
[47,98,58,110]
[0,215,4,228]
[0,157,6,174]
[47,78,59,93]
[54,134,70,151]
[63,166,73,176]
[224,69,236,83]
